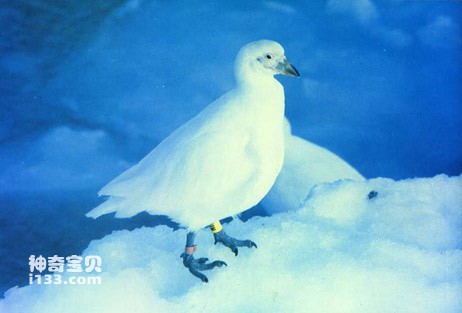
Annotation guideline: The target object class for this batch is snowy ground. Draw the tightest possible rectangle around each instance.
[1,175,461,313]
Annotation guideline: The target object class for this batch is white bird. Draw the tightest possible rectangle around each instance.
[86,40,300,282]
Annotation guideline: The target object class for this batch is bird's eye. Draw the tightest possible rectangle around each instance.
[265,54,272,60]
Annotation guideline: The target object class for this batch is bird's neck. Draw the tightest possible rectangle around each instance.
[236,75,282,92]
[235,77,285,120]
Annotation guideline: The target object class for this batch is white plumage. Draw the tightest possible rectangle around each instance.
[87,40,299,231]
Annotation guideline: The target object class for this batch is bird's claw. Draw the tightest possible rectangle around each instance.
[213,230,257,256]
[180,253,227,283]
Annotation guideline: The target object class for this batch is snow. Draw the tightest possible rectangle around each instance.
[2,175,461,313]
[87,40,295,231]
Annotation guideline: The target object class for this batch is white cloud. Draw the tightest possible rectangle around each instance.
[0,127,130,191]
[264,1,296,14]
[327,0,378,24]
[326,1,412,48]
[373,27,413,48]
[418,15,461,48]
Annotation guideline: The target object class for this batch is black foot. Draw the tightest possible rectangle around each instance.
[214,230,257,256]
[180,253,227,283]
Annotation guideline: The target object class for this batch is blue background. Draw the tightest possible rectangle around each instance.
[0,0,460,295]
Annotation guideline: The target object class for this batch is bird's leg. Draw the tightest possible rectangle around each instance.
[180,231,227,283]
[211,221,257,256]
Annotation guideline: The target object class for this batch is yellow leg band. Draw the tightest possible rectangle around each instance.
[210,221,223,234]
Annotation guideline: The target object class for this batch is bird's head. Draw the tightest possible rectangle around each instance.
[235,40,300,83]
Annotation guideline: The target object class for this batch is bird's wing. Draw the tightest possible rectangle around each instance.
[99,88,252,199]
[151,128,256,210]
[97,125,255,212]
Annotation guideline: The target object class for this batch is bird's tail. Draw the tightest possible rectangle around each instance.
[86,196,123,219]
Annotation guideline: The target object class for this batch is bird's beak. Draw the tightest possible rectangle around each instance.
[276,58,300,77]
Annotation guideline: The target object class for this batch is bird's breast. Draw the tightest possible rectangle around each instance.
[242,83,286,191]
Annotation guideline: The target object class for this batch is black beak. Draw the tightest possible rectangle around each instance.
[276,59,300,77]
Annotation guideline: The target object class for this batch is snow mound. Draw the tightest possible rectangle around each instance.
[1,175,461,313]
[262,118,365,214]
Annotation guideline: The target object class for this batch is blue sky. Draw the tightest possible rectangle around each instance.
[0,0,460,191]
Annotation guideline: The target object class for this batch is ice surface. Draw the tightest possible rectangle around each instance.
[2,175,461,313]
